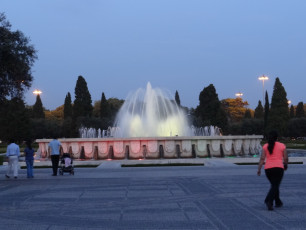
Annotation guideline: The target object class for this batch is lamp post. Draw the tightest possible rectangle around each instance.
[258,75,268,103]
[235,92,243,98]
[33,89,42,95]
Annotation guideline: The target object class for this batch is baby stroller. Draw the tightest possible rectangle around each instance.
[59,153,74,175]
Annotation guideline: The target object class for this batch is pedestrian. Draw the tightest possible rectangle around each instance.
[48,137,62,176]
[257,130,288,211]
[24,140,35,178]
[5,139,20,179]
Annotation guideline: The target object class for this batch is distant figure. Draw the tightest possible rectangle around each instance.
[48,137,62,176]
[24,140,35,178]
[257,131,288,210]
[5,139,20,179]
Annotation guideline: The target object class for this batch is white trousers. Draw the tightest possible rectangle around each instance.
[6,156,19,177]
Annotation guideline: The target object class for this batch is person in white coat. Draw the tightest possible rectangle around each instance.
[5,139,20,179]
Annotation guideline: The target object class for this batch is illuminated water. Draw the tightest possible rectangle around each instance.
[112,82,191,137]
[79,83,221,138]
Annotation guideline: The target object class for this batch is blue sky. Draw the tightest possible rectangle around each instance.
[2,0,306,110]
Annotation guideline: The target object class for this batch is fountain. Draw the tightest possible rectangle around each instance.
[79,83,221,138]
[36,83,263,160]
[112,82,191,137]
[79,125,221,138]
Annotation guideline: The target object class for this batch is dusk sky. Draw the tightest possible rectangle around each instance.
[2,0,306,110]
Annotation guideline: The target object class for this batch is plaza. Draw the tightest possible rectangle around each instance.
[1,159,306,230]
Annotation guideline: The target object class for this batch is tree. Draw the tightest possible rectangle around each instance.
[100,92,111,119]
[267,78,289,136]
[0,13,37,101]
[289,105,295,119]
[64,92,72,119]
[241,119,264,135]
[254,100,264,119]
[228,119,264,135]
[244,109,252,119]
[175,90,181,106]
[30,118,61,139]
[296,102,305,118]
[93,100,101,117]
[195,84,228,131]
[45,105,64,121]
[264,91,269,133]
[32,94,45,119]
[221,98,249,122]
[287,118,306,138]
[108,97,125,124]
[73,76,93,118]
[0,97,30,142]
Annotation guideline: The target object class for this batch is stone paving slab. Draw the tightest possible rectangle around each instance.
[0,162,306,229]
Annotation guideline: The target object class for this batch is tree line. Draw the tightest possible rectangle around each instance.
[1,12,306,142]
[192,78,306,138]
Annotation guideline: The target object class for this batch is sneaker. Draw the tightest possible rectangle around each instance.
[5,174,10,178]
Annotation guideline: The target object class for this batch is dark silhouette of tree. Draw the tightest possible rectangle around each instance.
[287,118,306,138]
[64,92,72,119]
[254,100,264,119]
[296,102,305,118]
[240,119,264,135]
[100,92,112,129]
[73,76,92,118]
[244,109,252,119]
[264,91,269,134]
[32,94,45,119]
[0,97,30,142]
[63,92,73,137]
[100,92,111,119]
[267,78,289,136]
[289,105,295,118]
[0,13,37,101]
[175,90,181,106]
[108,97,124,123]
[195,84,228,131]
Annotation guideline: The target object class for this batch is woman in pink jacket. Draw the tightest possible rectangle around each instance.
[257,131,288,211]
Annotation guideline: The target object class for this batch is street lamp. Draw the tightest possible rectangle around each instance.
[288,100,292,105]
[258,75,268,103]
[33,89,42,95]
[235,92,243,98]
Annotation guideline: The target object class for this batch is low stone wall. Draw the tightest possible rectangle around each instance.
[36,135,263,160]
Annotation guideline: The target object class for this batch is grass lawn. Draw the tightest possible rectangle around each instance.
[281,140,306,149]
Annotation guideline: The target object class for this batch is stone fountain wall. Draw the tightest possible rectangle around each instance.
[36,135,263,160]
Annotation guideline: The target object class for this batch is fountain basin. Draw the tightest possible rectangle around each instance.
[36,135,263,160]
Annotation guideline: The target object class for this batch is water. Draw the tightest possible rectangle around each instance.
[79,83,221,138]
[110,83,189,137]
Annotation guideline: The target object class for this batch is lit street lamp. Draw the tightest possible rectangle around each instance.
[258,75,268,103]
[288,100,292,105]
[33,89,42,95]
[235,92,243,98]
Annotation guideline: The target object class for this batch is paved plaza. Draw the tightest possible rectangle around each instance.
[0,159,306,230]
